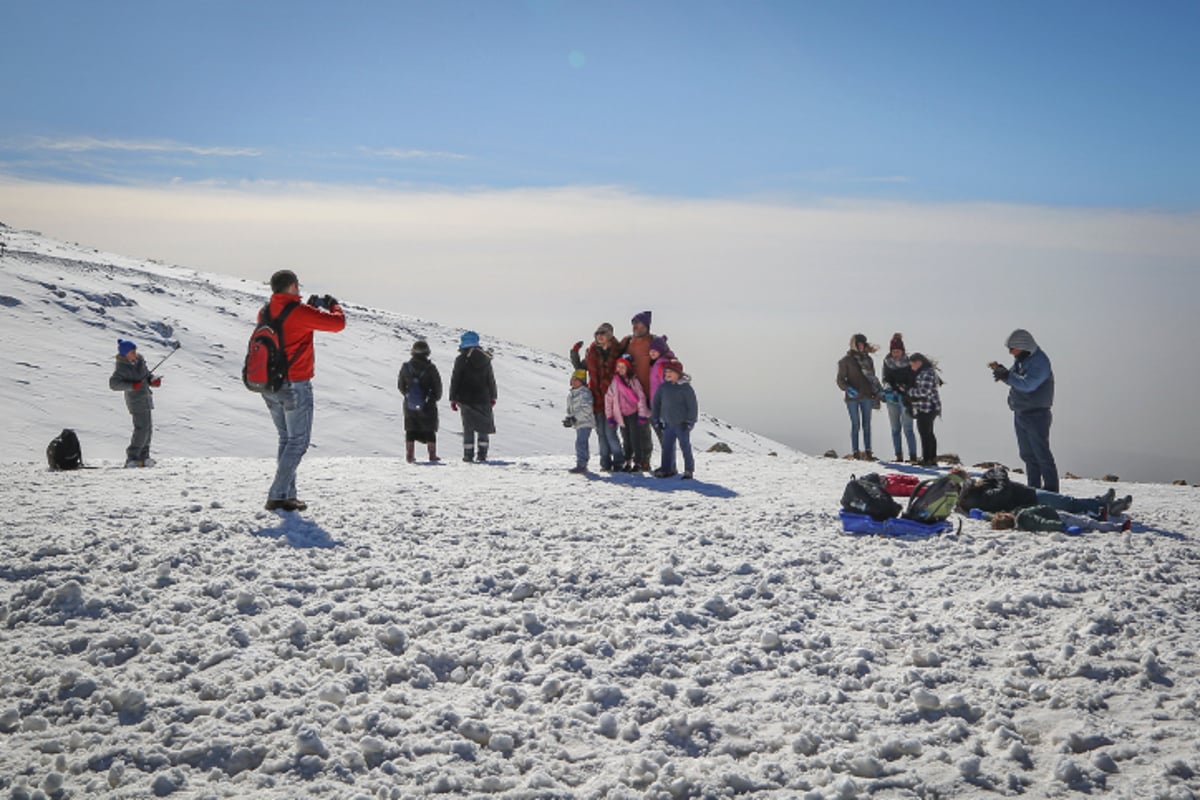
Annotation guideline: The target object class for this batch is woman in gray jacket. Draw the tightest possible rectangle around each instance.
[109,339,161,467]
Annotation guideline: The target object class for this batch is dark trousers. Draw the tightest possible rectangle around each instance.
[620,414,651,467]
[915,411,937,464]
[1014,408,1058,492]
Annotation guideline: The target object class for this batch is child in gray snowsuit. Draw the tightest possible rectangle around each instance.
[564,369,596,474]
[109,339,161,467]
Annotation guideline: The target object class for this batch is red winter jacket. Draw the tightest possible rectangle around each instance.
[261,293,346,382]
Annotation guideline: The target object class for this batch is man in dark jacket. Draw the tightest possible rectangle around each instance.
[990,329,1058,492]
[449,330,497,462]
[109,339,161,467]
[260,269,346,511]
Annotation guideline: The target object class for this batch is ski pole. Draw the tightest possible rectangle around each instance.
[147,341,182,374]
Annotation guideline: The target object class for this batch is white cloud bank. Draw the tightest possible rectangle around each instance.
[2,177,1198,482]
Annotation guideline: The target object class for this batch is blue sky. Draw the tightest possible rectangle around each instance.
[3,1,1200,483]
[3,0,1197,206]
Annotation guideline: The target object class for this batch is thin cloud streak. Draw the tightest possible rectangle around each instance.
[21,136,261,158]
[358,147,469,161]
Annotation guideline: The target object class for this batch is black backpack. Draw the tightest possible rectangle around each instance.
[47,428,83,471]
[841,473,902,520]
[243,301,302,393]
[903,472,967,523]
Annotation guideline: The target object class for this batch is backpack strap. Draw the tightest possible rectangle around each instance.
[261,300,307,376]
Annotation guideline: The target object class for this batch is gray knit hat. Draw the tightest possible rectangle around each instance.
[1005,329,1038,353]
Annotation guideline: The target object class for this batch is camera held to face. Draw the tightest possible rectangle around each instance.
[307,293,339,310]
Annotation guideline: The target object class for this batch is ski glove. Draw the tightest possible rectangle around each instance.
[150,377,162,388]
[450,401,459,412]
[572,340,584,351]
[132,382,142,391]
[991,365,1010,382]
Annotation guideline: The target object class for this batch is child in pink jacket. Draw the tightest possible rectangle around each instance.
[605,355,652,472]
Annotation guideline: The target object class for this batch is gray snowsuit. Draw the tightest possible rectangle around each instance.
[109,354,155,462]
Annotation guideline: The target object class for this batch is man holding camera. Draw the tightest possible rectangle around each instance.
[989,328,1058,493]
[261,269,346,512]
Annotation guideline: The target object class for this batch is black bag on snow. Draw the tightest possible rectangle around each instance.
[902,471,967,523]
[841,473,902,520]
[47,428,83,471]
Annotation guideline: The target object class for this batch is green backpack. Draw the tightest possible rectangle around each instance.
[903,472,967,523]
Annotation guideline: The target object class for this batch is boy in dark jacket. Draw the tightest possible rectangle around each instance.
[650,360,698,479]
[110,339,162,467]
[449,331,497,462]
[398,340,443,463]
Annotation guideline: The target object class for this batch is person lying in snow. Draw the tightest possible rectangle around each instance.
[954,465,1131,518]
[987,506,1131,534]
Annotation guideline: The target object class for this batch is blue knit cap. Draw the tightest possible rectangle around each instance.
[459,331,480,349]
[117,339,137,356]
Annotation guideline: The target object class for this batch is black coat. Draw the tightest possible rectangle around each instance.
[398,357,442,433]
[449,348,497,408]
[958,473,1039,512]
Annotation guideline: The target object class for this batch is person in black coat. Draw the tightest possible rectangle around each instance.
[398,340,443,463]
[448,331,497,462]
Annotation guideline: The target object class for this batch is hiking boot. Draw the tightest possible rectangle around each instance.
[652,468,676,478]
[863,450,874,461]
[463,448,475,463]
[681,471,694,480]
[406,442,416,463]
[894,453,904,463]
[1099,488,1116,506]
[265,498,303,512]
[288,498,308,511]
[427,442,440,462]
[568,466,588,474]
[637,461,651,472]
[852,451,863,460]
[1108,495,1133,517]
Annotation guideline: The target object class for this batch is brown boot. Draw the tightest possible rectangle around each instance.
[427,441,440,463]
[405,441,416,463]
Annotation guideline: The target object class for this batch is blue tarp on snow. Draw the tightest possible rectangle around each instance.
[839,510,954,537]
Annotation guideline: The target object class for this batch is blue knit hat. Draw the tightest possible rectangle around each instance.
[117,339,137,356]
[459,331,480,349]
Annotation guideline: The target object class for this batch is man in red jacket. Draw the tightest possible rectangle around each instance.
[261,269,346,511]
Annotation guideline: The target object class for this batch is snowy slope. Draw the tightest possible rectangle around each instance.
[0,223,785,464]
[1,455,1198,798]
[2,223,1199,799]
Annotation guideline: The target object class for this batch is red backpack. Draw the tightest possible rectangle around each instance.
[242,301,301,393]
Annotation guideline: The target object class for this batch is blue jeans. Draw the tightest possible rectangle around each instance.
[886,401,917,459]
[1035,489,1101,515]
[263,380,314,501]
[846,398,873,453]
[660,423,694,475]
[1014,408,1058,492]
[574,427,592,468]
[597,418,622,469]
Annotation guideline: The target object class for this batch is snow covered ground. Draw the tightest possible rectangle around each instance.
[2,224,1200,798]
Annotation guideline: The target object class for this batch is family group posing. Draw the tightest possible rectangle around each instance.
[837,328,1060,493]
[565,311,698,479]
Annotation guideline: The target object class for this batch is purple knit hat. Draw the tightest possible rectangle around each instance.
[649,335,668,354]
[631,311,652,328]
